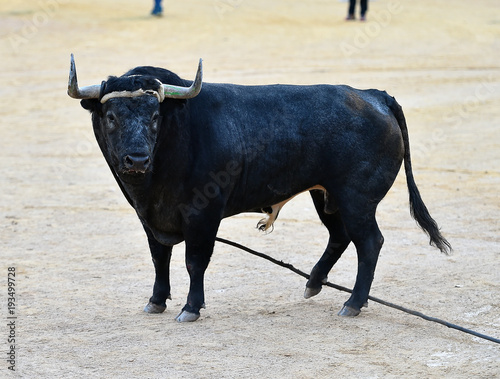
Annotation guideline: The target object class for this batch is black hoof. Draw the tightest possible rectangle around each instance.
[304,286,322,299]
[175,310,200,322]
[144,302,166,314]
[338,305,361,317]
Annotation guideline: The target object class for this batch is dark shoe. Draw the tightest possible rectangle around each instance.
[345,14,355,21]
[360,14,366,21]
[151,5,163,16]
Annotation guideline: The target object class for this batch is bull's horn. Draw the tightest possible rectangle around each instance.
[67,54,101,99]
[162,59,203,99]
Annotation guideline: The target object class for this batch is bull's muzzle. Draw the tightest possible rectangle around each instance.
[123,154,151,174]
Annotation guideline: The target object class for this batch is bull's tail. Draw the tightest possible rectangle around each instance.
[389,96,452,254]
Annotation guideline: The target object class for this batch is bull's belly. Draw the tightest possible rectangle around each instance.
[242,185,327,231]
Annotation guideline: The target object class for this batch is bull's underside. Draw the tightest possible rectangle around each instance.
[68,57,451,322]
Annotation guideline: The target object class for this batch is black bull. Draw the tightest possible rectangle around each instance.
[68,56,451,322]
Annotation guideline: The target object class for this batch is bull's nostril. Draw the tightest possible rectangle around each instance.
[124,156,134,168]
[123,154,151,172]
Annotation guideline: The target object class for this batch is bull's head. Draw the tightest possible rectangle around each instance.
[67,54,202,183]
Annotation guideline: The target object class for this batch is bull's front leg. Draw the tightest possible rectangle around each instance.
[175,217,221,323]
[143,226,173,314]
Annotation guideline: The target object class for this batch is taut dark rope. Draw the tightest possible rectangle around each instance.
[215,237,500,345]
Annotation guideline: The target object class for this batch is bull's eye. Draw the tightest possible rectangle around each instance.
[151,112,160,131]
[105,112,117,131]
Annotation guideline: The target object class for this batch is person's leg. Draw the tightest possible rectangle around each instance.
[347,0,356,20]
[360,0,368,20]
[151,0,163,16]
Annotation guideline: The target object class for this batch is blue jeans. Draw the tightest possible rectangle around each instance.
[348,0,368,17]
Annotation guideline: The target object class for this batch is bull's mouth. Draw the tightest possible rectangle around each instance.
[121,168,148,175]
[118,167,151,183]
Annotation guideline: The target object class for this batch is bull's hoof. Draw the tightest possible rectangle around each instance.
[304,286,322,299]
[175,310,200,322]
[338,305,361,317]
[144,302,166,314]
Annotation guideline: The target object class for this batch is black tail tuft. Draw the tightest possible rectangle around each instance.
[407,175,452,254]
[388,96,452,254]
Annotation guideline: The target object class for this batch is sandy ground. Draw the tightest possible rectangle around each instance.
[1,0,499,377]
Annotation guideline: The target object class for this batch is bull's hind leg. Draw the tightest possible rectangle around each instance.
[304,190,351,299]
[337,207,384,317]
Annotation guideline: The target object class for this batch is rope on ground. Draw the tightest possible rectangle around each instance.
[215,237,500,345]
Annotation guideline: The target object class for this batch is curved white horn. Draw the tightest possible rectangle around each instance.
[162,59,203,99]
[67,54,101,99]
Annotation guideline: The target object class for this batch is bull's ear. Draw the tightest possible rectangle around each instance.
[80,99,101,112]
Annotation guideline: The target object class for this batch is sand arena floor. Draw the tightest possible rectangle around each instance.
[0,0,499,377]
